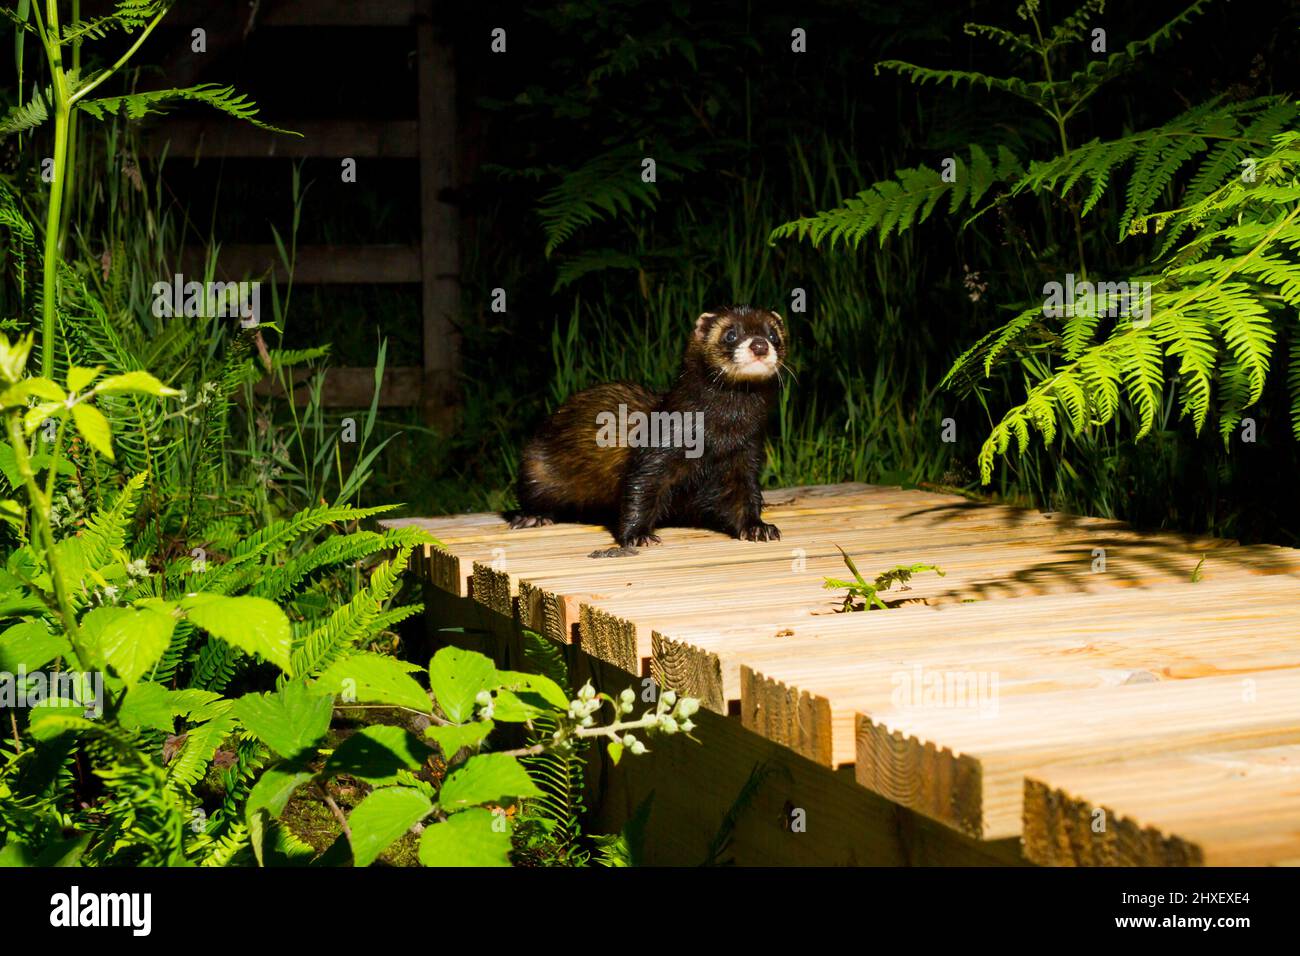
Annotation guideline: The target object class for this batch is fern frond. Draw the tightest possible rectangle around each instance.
[962,22,1037,56]
[190,638,240,694]
[251,527,429,603]
[288,546,415,679]
[538,142,703,255]
[1055,0,1214,97]
[770,144,1022,250]
[552,249,644,291]
[77,84,296,135]
[874,60,1053,107]
[61,1,170,41]
[196,504,397,594]
[0,181,35,245]
[165,708,236,795]
[0,90,49,136]
[1045,0,1107,49]
[198,821,248,866]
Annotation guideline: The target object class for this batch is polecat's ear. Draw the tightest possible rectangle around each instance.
[694,312,718,340]
[767,310,786,331]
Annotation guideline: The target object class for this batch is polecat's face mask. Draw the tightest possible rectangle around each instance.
[694,308,787,383]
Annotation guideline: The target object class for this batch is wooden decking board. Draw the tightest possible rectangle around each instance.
[741,610,1300,768]
[1024,745,1300,866]
[387,482,1300,865]
[658,575,1300,714]
[502,521,1252,646]
[571,538,1291,670]
[855,669,1300,841]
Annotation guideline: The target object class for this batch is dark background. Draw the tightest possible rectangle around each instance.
[8,0,1300,542]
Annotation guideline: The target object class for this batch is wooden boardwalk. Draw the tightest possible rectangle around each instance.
[386,482,1300,866]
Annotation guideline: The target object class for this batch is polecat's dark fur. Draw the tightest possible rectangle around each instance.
[510,306,787,556]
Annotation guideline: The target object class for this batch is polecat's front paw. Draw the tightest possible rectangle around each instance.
[740,522,781,542]
[624,532,661,548]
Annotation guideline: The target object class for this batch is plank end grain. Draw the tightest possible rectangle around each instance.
[741,666,835,767]
[652,631,727,715]
[579,604,641,675]
[855,713,986,840]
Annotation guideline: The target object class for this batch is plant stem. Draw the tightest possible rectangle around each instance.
[38,0,71,379]
[67,6,170,107]
[1030,10,1088,283]
[56,0,80,252]
[6,412,87,665]
[316,782,352,841]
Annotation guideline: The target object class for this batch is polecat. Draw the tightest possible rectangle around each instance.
[510,306,787,557]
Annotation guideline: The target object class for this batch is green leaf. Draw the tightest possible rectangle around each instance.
[182,593,292,673]
[0,499,22,528]
[607,741,624,766]
[316,652,430,711]
[246,763,315,867]
[23,402,64,436]
[438,752,542,811]
[428,646,498,722]
[0,377,66,406]
[247,764,313,821]
[94,370,181,397]
[84,605,176,685]
[0,620,69,671]
[347,786,432,867]
[118,682,177,733]
[233,682,333,758]
[325,726,429,785]
[0,834,89,868]
[28,700,97,741]
[424,720,493,759]
[118,684,224,733]
[496,669,569,710]
[66,366,101,393]
[418,808,512,867]
[71,403,113,460]
[489,688,545,723]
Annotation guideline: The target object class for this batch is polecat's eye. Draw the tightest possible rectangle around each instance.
[767,326,780,344]
[723,328,738,345]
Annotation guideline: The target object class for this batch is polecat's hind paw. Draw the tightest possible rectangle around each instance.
[740,522,781,542]
[508,513,554,529]
[589,545,638,558]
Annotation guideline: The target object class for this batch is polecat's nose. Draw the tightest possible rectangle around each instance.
[749,338,770,357]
